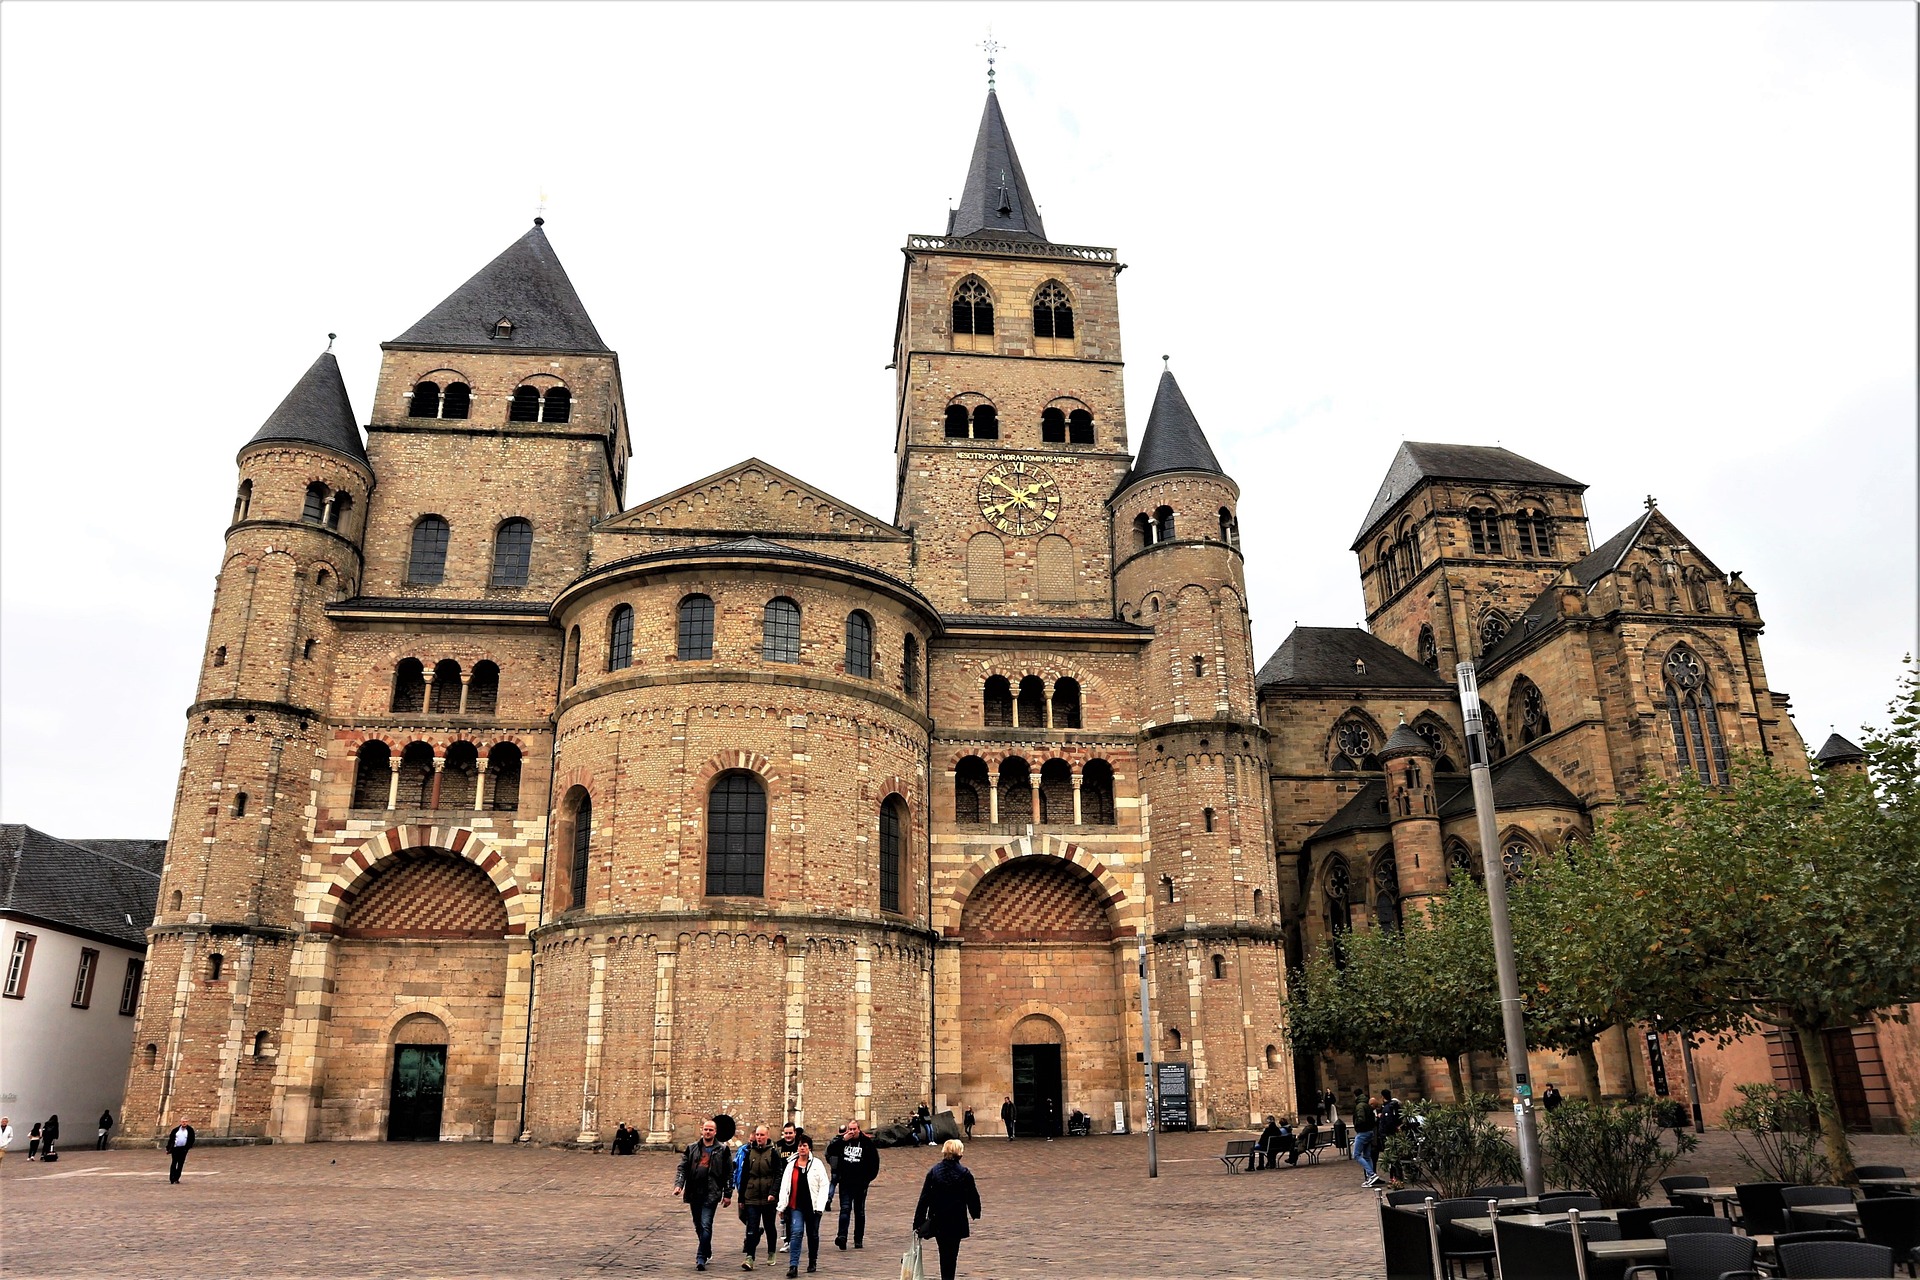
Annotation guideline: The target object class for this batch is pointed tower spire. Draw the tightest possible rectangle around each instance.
[1129,366,1224,484]
[390,221,608,352]
[947,90,1047,242]
[244,351,366,464]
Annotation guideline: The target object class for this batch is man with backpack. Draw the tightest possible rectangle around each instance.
[1351,1092,1381,1188]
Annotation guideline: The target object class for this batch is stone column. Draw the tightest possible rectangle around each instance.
[458,673,471,715]
[429,756,445,810]
[386,757,401,810]
[1072,775,1084,826]
[473,759,488,812]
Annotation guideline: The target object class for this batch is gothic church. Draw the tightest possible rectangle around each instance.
[127,88,1875,1146]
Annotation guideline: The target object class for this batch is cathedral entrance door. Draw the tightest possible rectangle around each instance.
[388,1044,446,1141]
[1012,1043,1062,1139]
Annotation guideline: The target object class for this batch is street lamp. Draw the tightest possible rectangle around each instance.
[1457,660,1544,1194]
[1139,932,1158,1177]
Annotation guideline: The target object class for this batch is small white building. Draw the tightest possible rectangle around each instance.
[1,826,163,1146]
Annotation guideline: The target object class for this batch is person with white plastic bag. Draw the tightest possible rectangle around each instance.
[911,1140,981,1280]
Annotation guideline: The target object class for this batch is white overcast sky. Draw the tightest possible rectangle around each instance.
[2,1,1914,837]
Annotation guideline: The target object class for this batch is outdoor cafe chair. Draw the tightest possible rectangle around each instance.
[1782,1184,1859,1233]
[1471,1184,1529,1201]
[1384,1188,1435,1206]
[1432,1198,1499,1279]
[1773,1229,1868,1250]
[1550,1219,1623,1240]
[1624,1231,1761,1280]
[1661,1174,1712,1208]
[1653,1216,1737,1239]
[1774,1239,1895,1278]
[1858,1168,1913,1199]
[1539,1193,1606,1214]
[1733,1182,1793,1237]
[1491,1218,1587,1280]
[1854,1197,1920,1275]
[1614,1207,1673,1239]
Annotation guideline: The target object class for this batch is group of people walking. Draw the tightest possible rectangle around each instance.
[0,1110,121,1163]
[672,1116,980,1280]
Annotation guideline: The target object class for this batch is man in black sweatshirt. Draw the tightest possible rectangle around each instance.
[831,1117,881,1250]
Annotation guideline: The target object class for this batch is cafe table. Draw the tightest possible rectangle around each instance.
[1587,1237,1668,1263]
[1457,1209,1622,1237]
[1859,1175,1920,1191]
[1790,1200,1861,1222]
[1667,1185,1741,1216]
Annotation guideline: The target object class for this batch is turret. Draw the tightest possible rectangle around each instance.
[123,350,368,1140]
[1378,722,1445,910]
[1813,732,1868,780]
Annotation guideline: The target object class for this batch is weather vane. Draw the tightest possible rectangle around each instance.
[537,186,548,221]
[981,28,1002,90]
[327,332,336,352]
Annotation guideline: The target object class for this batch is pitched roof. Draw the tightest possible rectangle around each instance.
[946,90,1048,242]
[1815,733,1866,764]
[389,222,609,352]
[1568,510,1655,589]
[1436,753,1584,816]
[1126,369,1224,486]
[1354,442,1584,548]
[1256,627,1450,691]
[1379,722,1430,760]
[1308,780,1392,841]
[0,825,162,949]
[243,352,366,465]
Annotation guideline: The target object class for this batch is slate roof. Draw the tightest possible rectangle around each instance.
[1304,752,1584,846]
[1568,511,1655,589]
[0,825,163,949]
[1126,369,1224,486]
[1354,443,1584,548]
[390,222,609,352]
[1308,780,1392,841]
[243,352,367,465]
[1256,627,1450,691]
[1815,733,1866,764]
[1379,722,1430,760]
[946,90,1048,242]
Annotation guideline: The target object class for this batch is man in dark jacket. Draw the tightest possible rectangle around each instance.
[1352,1094,1381,1188]
[914,1140,982,1280]
[165,1118,195,1183]
[672,1118,733,1271]
[1256,1116,1283,1170]
[831,1117,880,1251]
[999,1096,1014,1141]
[96,1110,114,1150]
[733,1124,783,1270]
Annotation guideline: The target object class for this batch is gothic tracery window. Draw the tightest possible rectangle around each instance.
[1663,644,1729,784]
[1468,505,1504,555]
[1417,624,1439,669]
[1501,839,1532,881]
[1517,679,1552,744]
[1373,851,1402,934]
[1480,612,1508,650]
[1032,281,1074,339]
[1479,701,1507,762]
[951,277,994,336]
[1515,507,1554,557]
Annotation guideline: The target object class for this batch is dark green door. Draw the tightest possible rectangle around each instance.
[1011,1044,1062,1138]
[387,1044,446,1141]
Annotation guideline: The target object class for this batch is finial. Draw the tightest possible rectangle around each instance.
[326,332,336,352]
[1644,494,1658,510]
[1162,354,1170,369]
[534,216,544,226]
[536,186,547,221]
[981,28,1002,90]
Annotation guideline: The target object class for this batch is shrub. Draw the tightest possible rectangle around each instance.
[1377,1093,1522,1199]
[1721,1082,1834,1184]
[1652,1099,1691,1132]
[1539,1100,1699,1209]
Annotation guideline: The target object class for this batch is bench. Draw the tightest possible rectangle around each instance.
[1297,1132,1338,1164]
[1218,1138,1258,1173]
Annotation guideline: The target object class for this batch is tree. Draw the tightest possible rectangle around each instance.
[1565,660,1920,1178]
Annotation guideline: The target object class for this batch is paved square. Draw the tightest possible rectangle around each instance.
[4,1128,1914,1278]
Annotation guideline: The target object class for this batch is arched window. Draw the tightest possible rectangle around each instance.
[1155,506,1176,542]
[1479,611,1508,650]
[490,519,533,588]
[1132,513,1153,551]
[1377,539,1398,595]
[431,659,463,713]
[409,381,440,418]
[1081,759,1116,825]
[569,793,592,909]
[440,741,478,809]
[391,658,426,713]
[487,743,521,811]
[1161,875,1176,904]
[1036,534,1074,602]
[564,627,580,688]
[441,382,470,420]
[676,594,714,660]
[1265,1044,1280,1069]
[398,742,434,808]
[1040,407,1067,443]
[1067,408,1095,445]
[902,634,919,696]
[762,598,801,663]
[1414,721,1451,771]
[467,660,499,716]
[879,796,904,913]
[998,757,1032,822]
[1479,701,1507,762]
[213,646,227,667]
[844,611,873,679]
[1039,759,1073,824]
[707,772,768,896]
[971,404,999,440]
[302,483,328,524]
[1501,837,1533,881]
[542,386,571,423]
[966,532,1005,601]
[1468,504,1504,555]
[1051,677,1081,729]
[253,1030,271,1058]
[1326,856,1353,941]
[1401,519,1421,572]
[944,404,970,438]
[1219,507,1238,545]
[955,757,989,825]
[303,638,316,660]
[233,479,252,523]
[1168,1027,1182,1053]
[1374,850,1402,934]
[1512,677,1551,744]
[983,675,1012,727]
[1016,676,1046,727]
[326,492,352,531]
[1334,719,1377,770]
[208,954,224,981]
[169,890,183,913]
[607,605,634,671]
[1417,624,1439,669]
[407,516,450,585]
[951,276,994,335]
[1202,806,1215,833]
[1446,837,1482,883]
[1515,507,1552,557]
[1211,954,1226,980]
[1032,281,1074,339]
[1193,655,1206,678]
[1253,888,1264,917]
[145,1043,158,1068]
[509,385,541,422]
[352,741,390,809]
[1663,644,1729,784]
[232,791,248,818]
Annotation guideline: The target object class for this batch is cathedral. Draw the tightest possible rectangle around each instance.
[123,88,1903,1147]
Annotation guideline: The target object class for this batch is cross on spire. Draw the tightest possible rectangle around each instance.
[1644,494,1659,510]
[981,28,1002,90]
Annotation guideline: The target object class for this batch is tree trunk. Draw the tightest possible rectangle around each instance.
[1447,1055,1466,1103]
[1576,1042,1603,1101]
[1794,1019,1857,1181]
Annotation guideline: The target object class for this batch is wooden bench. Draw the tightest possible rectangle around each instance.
[1218,1138,1258,1172]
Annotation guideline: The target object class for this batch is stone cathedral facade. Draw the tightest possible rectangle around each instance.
[126,90,1897,1147]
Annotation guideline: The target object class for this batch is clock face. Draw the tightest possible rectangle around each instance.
[976,460,1062,536]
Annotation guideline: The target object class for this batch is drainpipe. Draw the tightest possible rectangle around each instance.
[925,638,938,1122]
[520,630,566,1140]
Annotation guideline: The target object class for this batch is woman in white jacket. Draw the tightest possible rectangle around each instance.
[775,1136,832,1277]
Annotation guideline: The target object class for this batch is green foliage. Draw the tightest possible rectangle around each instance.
[1721,1083,1834,1184]
[1377,1094,1522,1199]
[1538,1100,1698,1209]
[1652,1099,1691,1132]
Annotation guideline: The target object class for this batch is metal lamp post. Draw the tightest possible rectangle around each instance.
[1139,932,1158,1177]
[1456,660,1545,1194]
